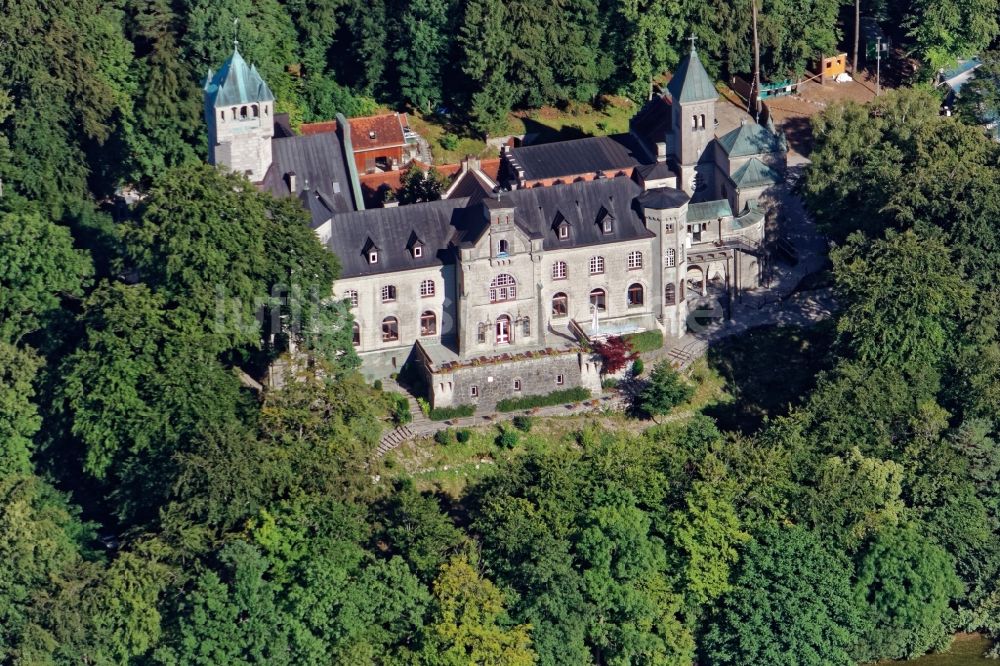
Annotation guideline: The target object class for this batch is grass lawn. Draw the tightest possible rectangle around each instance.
[884,634,994,665]
[702,321,835,434]
[407,96,639,164]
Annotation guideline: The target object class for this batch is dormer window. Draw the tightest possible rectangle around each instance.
[369,130,376,140]
[498,239,509,257]
[602,218,613,234]
[369,250,378,264]
[558,224,569,239]
[413,245,423,258]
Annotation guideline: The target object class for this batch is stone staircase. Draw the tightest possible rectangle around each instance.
[377,424,416,457]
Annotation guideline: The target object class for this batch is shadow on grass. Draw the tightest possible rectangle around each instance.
[702,321,836,434]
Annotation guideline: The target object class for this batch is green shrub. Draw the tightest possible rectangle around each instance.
[512,415,533,432]
[428,404,476,421]
[624,330,664,353]
[639,361,694,418]
[440,133,459,151]
[456,429,471,443]
[416,396,430,417]
[632,358,644,376]
[496,386,590,412]
[373,379,383,391]
[602,377,620,390]
[434,429,454,445]
[390,393,412,425]
[497,427,519,448]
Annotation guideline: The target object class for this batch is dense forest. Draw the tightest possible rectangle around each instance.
[3,0,1000,664]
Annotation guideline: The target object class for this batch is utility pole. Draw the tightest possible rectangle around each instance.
[875,36,882,95]
[852,0,860,74]
[751,0,762,121]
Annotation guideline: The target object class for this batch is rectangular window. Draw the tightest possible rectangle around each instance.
[665,223,674,233]
[413,245,422,258]
[513,379,521,391]
[369,251,378,264]
[555,374,564,386]
[471,385,479,398]
[559,225,569,239]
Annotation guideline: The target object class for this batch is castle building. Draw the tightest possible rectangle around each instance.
[204,44,787,411]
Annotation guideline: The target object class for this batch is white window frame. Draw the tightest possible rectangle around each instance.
[420,279,435,297]
[665,248,676,268]
[552,261,567,280]
[628,251,642,269]
[381,285,397,302]
[589,256,605,275]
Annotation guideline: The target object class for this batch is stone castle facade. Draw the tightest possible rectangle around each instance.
[204,44,787,411]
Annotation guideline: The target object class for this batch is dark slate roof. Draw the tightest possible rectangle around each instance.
[326,197,471,277]
[630,95,673,149]
[326,177,670,278]
[667,47,717,104]
[260,132,355,226]
[507,134,652,181]
[637,187,690,210]
[635,162,675,180]
[204,48,274,107]
[273,112,295,138]
[717,121,784,157]
[730,158,783,189]
[688,199,733,221]
[446,169,494,203]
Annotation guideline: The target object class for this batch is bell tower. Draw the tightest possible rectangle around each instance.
[668,39,717,196]
[203,42,275,181]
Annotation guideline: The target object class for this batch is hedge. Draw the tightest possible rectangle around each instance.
[624,330,664,353]
[428,404,476,421]
[496,386,591,412]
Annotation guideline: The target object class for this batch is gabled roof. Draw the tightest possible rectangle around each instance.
[688,199,734,222]
[635,162,674,180]
[507,134,652,182]
[717,121,785,157]
[730,158,783,189]
[350,113,406,152]
[326,177,659,278]
[630,95,674,148]
[259,132,355,226]
[204,47,274,107]
[666,47,717,104]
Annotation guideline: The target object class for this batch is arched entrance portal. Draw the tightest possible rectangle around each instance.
[495,315,511,345]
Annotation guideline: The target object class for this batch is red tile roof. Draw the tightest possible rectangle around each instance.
[350,113,406,152]
[299,120,338,135]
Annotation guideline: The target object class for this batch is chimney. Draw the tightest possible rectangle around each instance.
[285,171,297,192]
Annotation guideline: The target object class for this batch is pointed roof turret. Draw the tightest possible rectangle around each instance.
[666,44,717,104]
[204,47,275,108]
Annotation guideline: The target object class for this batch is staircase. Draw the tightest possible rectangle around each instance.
[377,424,416,457]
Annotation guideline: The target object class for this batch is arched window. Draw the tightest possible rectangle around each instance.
[264,105,269,116]
[552,261,567,280]
[589,256,605,275]
[352,322,360,346]
[498,239,509,256]
[420,279,435,297]
[345,290,358,308]
[627,251,643,269]
[665,248,676,267]
[219,110,225,122]
[700,114,706,129]
[381,285,397,302]
[552,292,568,317]
[627,283,644,307]
[590,288,606,311]
[665,283,676,305]
[240,106,248,119]
[489,274,516,302]
[381,317,398,342]
[692,115,698,129]
[495,314,512,344]
[420,311,437,336]
[252,104,259,118]
[231,107,237,119]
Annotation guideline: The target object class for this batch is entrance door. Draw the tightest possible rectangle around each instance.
[496,315,511,344]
